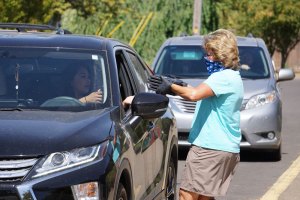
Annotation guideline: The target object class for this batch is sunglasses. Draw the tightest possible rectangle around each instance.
[206,52,214,57]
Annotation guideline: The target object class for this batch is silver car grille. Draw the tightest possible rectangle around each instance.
[171,96,196,113]
[0,158,38,182]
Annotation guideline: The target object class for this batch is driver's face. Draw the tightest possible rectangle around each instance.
[72,67,91,96]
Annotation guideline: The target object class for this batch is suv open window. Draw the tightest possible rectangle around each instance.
[116,51,136,103]
[0,47,110,111]
[126,51,150,92]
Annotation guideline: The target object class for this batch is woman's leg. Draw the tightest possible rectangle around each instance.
[198,195,214,200]
[179,188,199,200]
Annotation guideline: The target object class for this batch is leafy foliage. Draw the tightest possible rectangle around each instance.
[201,0,220,34]
[0,0,299,66]
[216,0,300,67]
[0,0,68,25]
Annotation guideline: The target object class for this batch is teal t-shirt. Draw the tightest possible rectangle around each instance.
[188,69,244,153]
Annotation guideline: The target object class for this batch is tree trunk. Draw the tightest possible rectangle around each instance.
[281,51,288,69]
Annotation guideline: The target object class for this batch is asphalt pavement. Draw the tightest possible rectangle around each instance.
[260,153,300,200]
[279,173,300,200]
[275,73,300,200]
[270,73,300,200]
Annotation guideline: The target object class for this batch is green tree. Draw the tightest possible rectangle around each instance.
[201,0,220,34]
[0,0,68,26]
[61,0,126,35]
[61,0,194,63]
[216,0,300,68]
[259,0,300,67]
[0,0,196,63]
[126,0,194,63]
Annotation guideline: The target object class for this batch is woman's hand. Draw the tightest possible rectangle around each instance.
[80,89,103,104]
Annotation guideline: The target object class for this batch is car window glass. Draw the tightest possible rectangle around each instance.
[115,51,136,110]
[154,45,270,79]
[126,51,149,92]
[154,46,208,78]
[239,47,270,79]
[0,47,110,111]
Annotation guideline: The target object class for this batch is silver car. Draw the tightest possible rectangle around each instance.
[152,35,295,160]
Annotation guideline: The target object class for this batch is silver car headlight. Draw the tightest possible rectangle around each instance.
[245,91,276,110]
[32,140,109,178]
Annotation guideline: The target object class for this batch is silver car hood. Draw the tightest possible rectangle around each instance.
[242,78,273,99]
[181,78,272,100]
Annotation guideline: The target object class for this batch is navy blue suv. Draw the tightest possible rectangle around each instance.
[0,23,178,200]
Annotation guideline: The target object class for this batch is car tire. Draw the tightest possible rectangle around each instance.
[270,145,282,161]
[116,182,128,200]
[165,157,177,200]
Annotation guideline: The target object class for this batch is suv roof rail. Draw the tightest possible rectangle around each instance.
[0,23,72,34]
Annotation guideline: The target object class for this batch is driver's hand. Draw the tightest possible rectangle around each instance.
[122,96,134,107]
[85,89,103,103]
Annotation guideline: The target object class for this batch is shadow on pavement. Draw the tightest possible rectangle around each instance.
[178,147,281,162]
[240,150,282,162]
[178,147,189,160]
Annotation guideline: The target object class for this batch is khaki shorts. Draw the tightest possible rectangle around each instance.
[180,145,240,197]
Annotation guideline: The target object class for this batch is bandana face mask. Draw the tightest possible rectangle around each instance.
[204,56,225,75]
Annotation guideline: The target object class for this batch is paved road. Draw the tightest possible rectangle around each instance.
[176,77,300,200]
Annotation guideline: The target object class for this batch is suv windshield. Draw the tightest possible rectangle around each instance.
[154,46,270,79]
[0,47,110,111]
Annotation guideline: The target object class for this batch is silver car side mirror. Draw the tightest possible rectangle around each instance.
[277,68,295,82]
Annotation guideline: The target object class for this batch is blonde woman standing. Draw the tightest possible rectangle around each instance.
[154,29,244,200]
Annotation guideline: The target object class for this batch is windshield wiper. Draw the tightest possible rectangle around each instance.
[241,77,261,80]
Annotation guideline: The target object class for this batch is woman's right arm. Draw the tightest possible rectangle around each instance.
[171,83,214,101]
[80,89,103,104]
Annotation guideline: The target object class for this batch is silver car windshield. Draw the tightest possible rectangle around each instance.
[154,46,270,79]
[239,47,270,79]
[0,47,110,111]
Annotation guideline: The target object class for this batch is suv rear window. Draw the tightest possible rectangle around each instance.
[0,47,110,111]
[154,45,270,79]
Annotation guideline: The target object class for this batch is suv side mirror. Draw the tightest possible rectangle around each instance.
[131,92,169,119]
[277,68,295,82]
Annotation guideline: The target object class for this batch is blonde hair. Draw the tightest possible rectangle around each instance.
[204,29,240,70]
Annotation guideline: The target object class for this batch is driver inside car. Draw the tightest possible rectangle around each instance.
[65,64,103,104]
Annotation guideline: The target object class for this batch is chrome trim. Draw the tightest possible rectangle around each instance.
[0,168,30,178]
[240,141,251,147]
[178,140,191,146]
[0,158,38,180]
[0,158,37,169]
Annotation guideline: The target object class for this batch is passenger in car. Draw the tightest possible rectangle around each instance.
[65,64,103,104]
[240,52,253,71]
